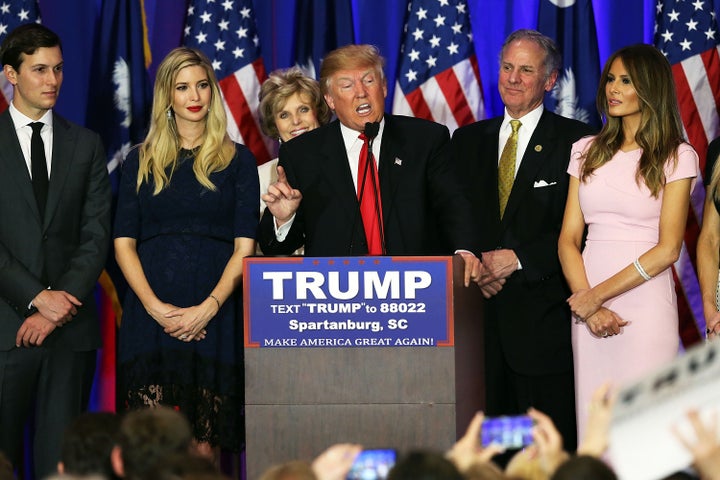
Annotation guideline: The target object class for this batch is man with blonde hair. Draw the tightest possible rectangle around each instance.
[259,44,482,284]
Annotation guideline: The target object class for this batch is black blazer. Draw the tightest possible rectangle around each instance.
[452,110,594,375]
[0,110,111,351]
[258,114,480,256]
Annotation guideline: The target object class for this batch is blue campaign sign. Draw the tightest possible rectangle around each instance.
[243,256,454,348]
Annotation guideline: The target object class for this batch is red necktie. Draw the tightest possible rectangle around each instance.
[358,133,384,255]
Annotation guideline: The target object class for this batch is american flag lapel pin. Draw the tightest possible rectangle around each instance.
[394,157,403,166]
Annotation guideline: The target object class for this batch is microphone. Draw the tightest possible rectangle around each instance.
[364,122,380,139]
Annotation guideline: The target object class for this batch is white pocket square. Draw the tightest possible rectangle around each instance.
[533,180,557,188]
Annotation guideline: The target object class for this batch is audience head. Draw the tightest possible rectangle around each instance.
[463,462,507,480]
[550,455,617,480]
[319,44,387,132]
[259,460,316,480]
[111,406,193,480]
[387,451,464,480]
[498,29,559,119]
[505,448,548,480]
[143,452,227,480]
[59,412,121,479]
[259,67,330,142]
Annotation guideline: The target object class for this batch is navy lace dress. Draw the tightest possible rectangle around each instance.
[113,145,259,450]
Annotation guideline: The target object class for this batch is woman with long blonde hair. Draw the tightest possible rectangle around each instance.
[558,44,699,440]
[114,47,259,456]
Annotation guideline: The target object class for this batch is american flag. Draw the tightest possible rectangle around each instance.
[654,0,720,346]
[0,0,40,112]
[392,0,484,133]
[184,0,273,164]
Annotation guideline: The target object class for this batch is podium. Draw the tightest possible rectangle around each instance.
[243,256,485,479]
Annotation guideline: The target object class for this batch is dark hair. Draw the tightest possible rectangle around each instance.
[117,407,193,480]
[551,455,617,480]
[0,23,62,71]
[580,44,684,197]
[388,451,464,480]
[60,412,122,478]
[143,452,227,480]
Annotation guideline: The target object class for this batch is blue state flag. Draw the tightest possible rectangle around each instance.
[292,0,354,79]
[83,0,152,413]
[85,0,152,191]
[537,0,601,127]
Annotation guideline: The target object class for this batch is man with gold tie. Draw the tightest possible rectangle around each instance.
[451,29,594,452]
[259,44,483,285]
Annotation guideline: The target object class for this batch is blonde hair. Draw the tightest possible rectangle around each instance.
[580,44,684,197]
[138,47,235,194]
[258,67,331,140]
[319,44,386,95]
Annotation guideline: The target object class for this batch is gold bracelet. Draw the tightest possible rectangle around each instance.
[209,294,221,310]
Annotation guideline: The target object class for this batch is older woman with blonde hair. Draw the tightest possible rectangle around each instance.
[257,67,331,214]
[114,47,259,456]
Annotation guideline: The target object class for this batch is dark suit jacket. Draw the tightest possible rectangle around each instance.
[452,110,594,375]
[0,110,111,351]
[258,114,480,256]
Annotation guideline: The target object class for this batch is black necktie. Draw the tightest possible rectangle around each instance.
[30,122,48,217]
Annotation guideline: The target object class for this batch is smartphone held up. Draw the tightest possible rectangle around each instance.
[480,415,534,449]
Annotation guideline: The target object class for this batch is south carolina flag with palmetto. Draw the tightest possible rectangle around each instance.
[392,0,484,133]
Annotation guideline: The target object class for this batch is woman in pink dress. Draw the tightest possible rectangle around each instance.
[558,44,699,441]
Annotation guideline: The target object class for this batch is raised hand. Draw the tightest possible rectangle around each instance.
[261,165,303,226]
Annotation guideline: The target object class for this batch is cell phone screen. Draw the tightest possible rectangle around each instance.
[480,415,534,449]
[346,448,397,480]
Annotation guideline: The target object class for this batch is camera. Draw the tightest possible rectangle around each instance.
[346,448,397,480]
[480,415,534,449]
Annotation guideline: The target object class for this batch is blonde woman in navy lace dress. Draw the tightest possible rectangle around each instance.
[114,47,259,456]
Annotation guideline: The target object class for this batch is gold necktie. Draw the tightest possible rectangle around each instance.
[498,119,521,218]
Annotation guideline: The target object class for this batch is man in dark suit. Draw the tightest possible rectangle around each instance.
[0,24,111,478]
[452,30,594,450]
[259,44,482,283]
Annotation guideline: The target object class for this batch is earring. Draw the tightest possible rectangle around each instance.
[207,106,211,113]
[166,109,173,119]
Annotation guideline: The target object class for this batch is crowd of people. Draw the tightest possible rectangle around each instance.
[19,384,718,480]
[0,12,718,480]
